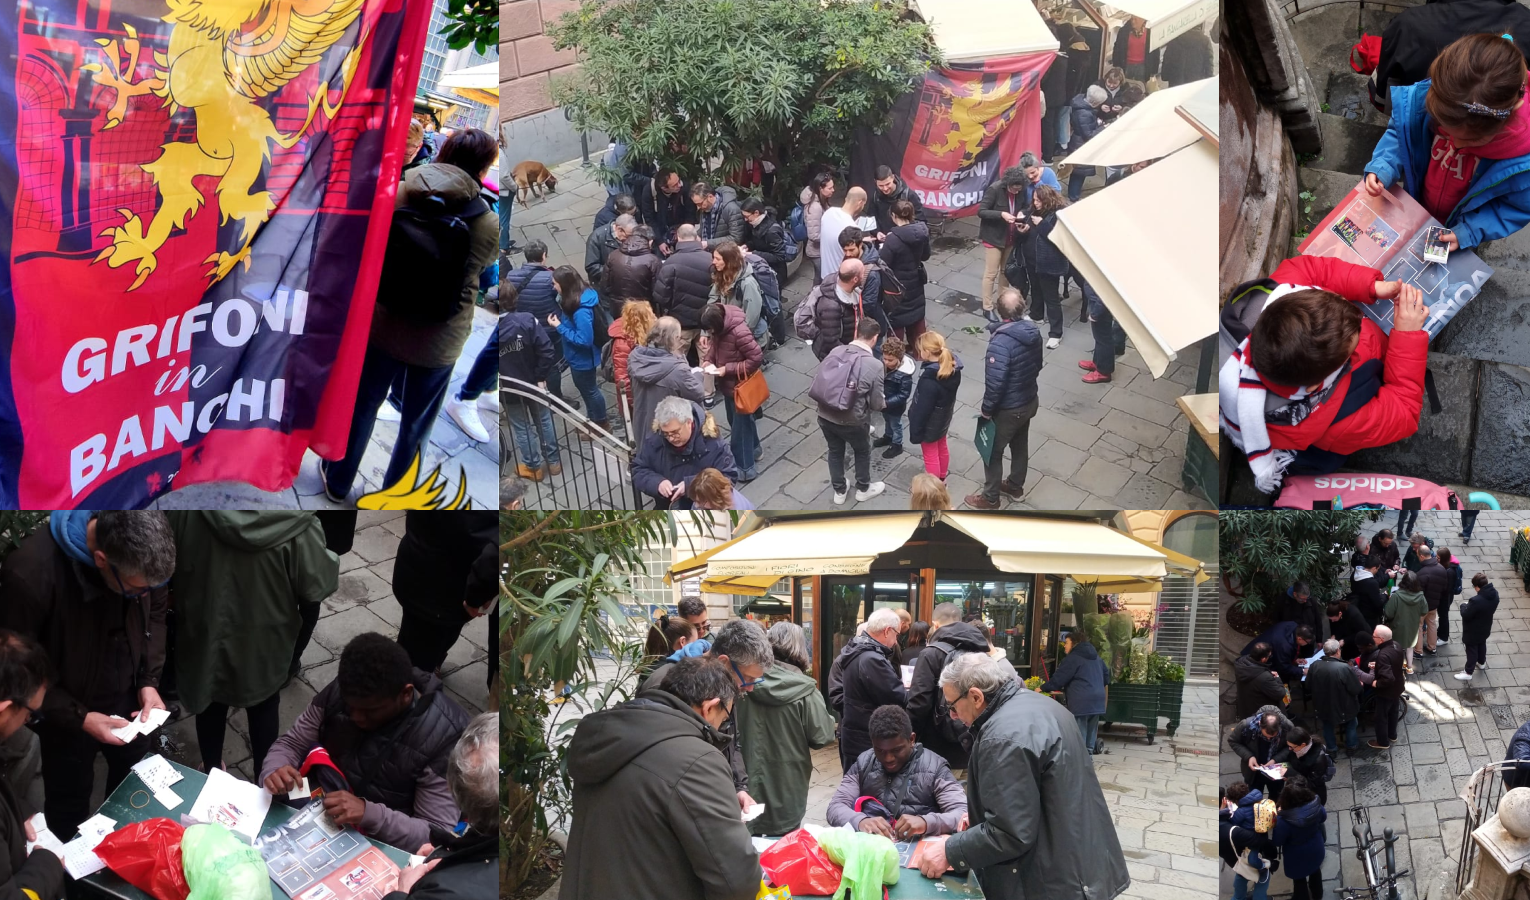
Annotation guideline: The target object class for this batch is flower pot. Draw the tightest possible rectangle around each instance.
[1103,683,1161,744]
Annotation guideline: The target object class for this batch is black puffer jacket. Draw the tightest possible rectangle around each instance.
[870,176,928,234]
[827,744,967,834]
[838,636,908,769]
[654,241,714,329]
[506,263,560,327]
[881,221,931,328]
[380,832,496,900]
[604,236,662,304]
[807,274,857,361]
[981,318,1042,416]
[743,211,791,285]
[906,621,990,769]
[1416,558,1451,612]
[907,355,963,445]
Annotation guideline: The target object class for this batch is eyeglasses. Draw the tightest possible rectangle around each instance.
[109,562,168,600]
[730,660,765,691]
[14,699,41,727]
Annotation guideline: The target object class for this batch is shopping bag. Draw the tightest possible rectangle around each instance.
[759,828,843,896]
[974,416,997,465]
[181,824,269,900]
[733,369,770,415]
[92,818,191,900]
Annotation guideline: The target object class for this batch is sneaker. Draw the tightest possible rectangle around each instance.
[855,482,886,502]
[1082,371,1111,384]
[873,434,893,448]
[881,444,904,459]
[1478,660,1488,669]
[376,401,402,423]
[999,479,1024,498]
[833,489,848,506]
[1454,671,1473,682]
[964,493,1002,509]
[703,394,720,409]
[1046,337,1062,350]
[445,397,491,442]
[1078,360,1097,371]
[478,391,500,414]
[1436,638,1449,646]
[1367,740,1391,750]
[1421,648,1436,657]
[1403,662,1414,675]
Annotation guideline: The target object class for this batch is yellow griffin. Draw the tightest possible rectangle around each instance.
[928,73,1023,167]
[83,0,368,291]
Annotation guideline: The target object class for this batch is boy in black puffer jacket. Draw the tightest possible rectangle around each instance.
[875,338,916,459]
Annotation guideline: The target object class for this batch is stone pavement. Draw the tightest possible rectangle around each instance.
[149,309,501,510]
[508,159,1213,510]
[1218,511,1530,899]
[83,511,494,812]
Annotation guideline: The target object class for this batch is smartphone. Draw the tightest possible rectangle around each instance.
[1423,226,1450,264]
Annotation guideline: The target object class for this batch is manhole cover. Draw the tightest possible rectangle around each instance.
[1490,705,1530,729]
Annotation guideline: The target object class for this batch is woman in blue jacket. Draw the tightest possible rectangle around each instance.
[549,267,609,433]
[1040,631,1111,753]
[1273,779,1327,900]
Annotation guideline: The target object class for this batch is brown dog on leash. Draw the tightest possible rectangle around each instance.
[512,161,558,203]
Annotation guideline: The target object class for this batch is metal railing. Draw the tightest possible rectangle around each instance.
[1455,760,1527,895]
[1280,0,1421,20]
[500,376,643,510]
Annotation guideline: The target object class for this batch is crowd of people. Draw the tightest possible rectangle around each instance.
[0,511,499,899]
[500,61,1180,509]
[560,605,1129,900]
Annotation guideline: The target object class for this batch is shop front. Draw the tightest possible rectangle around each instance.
[667,512,1206,698]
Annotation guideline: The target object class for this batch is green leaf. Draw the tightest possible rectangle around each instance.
[556,596,586,647]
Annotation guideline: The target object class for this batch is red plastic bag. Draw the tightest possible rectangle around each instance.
[93,817,191,900]
[759,828,843,896]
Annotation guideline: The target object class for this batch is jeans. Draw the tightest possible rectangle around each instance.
[1461,510,1479,538]
[569,366,607,423]
[1089,294,1127,374]
[545,330,568,399]
[500,189,513,251]
[1075,714,1100,753]
[883,411,904,446]
[820,417,872,492]
[1068,166,1095,202]
[981,244,1010,311]
[1466,639,1488,673]
[1033,270,1065,338]
[507,399,560,468]
[1374,694,1403,745]
[196,691,281,774]
[325,346,455,496]
[1057,109,1071,153]
[1322,716,1358,751]
[724,395,759,478]
[982,399,1039,502]
[1397,508,1419,539]
[1232,873,1270,900]
[751,314,771,347]
[459,331,498,401]
[921,436,950,478]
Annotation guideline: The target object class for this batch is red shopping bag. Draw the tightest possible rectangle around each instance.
[92,817,191,900]
[759,828,843,896]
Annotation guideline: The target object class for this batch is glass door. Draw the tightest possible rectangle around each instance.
[1035,576,1065,681]
[931,573,1035,676]
[820,573,915,693]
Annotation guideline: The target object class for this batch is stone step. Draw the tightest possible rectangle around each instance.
[1323,70,1389,127]
[1308,112,1388,175]
[1433,226,1530,370]
[1296,166,1362,235]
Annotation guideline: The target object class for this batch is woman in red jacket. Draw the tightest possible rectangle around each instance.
[700,302,763,483]
[611,300,656,432]
[1219,255,1430,492]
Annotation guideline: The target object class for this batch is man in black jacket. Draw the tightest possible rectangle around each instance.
[0,630,64,900]
[1369,625,1408,750]
[638,168,698,254]
[1241,621,1315,684]
[654,224,715,352]
[584,209,634,296]
[740,199,791,345]
[1326,599,1370,661]
[1306,639,1361,754]
[907,603,990,769]
[386,712,498,900]
[1415,545,1449,656]
[392,512,498,674]
[1275,581,1323,640]
[838,608,908,772]
[967,289,1042,509]
[1228,706,1291,795]
[1372,0,1530,113]
[1348,555,1388,628]
[871,165,928,235]
[592,191,635,231]
[1233,642,1287,720]
[1455,574,1499,682]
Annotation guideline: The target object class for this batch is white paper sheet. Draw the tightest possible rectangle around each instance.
[287,777,312,802]
[189,768,272,844]
[61,837,107,879]
[153,786,183,810]
[110,707,171,742]
[741,803,766,823]
[24,813,64,858]
[132,754,184,792]
[1300,648,1326,681]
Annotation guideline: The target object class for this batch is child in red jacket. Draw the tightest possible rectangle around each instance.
[1219,255,1430,492]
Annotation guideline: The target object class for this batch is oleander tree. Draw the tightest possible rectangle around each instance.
[547,0,938,206]
[441,0,498,55]
[1219,511,1379,615]
[0,513,49,566]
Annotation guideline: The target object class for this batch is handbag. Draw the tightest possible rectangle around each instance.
[1230,828,1267,883]
[733,368,770,415]
[974,416,997,465]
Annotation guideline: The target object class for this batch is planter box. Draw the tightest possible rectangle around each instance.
[1158,681,1185,738]
[1103,683,1161,744]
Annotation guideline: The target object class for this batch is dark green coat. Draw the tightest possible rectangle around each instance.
[734,661,836,836]
[167,512,338,714]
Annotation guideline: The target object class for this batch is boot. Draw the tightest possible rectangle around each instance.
[581,420,610,441]
[515,462,543,481]
[544,462,563,477]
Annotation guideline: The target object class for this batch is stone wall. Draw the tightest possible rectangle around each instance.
[500,0,579,121]
[1218,34,1299,297]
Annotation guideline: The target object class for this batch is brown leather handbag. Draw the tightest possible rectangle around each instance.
[732,368,770,414]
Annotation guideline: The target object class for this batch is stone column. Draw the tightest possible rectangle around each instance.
[1460,787,1530,900]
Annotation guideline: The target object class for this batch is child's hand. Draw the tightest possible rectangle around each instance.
[1373,279,1401,299]
[1393,284,1428,332]
[1362,173,1388,196]
[1441,230,1459,251]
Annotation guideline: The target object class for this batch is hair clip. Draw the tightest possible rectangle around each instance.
[1504,33,1515,42]
[1462,100,1514,119]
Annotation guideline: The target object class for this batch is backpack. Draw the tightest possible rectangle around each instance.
[778,220,800,260]
[375,195,491,322]
[744,253,781,313]
[789,203,808,243]
[926,644,970,747]
[873,258,906,315]
[1319,747,1337,783]
[591,301,614,350]
[795,285,826,341]
[809,343,863,412]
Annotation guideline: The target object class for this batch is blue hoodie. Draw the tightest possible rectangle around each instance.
[555,288,602,372]
[49,510,95,566]
[666,638,712,663]
[1364,79,1530,248]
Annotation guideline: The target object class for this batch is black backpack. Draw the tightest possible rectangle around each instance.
[376,194,491,322]
[926,643,970,746]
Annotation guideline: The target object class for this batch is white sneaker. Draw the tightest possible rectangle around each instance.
[445,397,491,442]
[376,401,402,422]
[1478,660,1487,669]
[856,482,886,502]
[1453,671,1473,682]
[1436,638,1449,646]
[1046,337,1062,350]
[478,391,500,414]
[833,490,848,506]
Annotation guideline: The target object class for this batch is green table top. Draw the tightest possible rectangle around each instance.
[71,759,411,900]
[757,836,984,899]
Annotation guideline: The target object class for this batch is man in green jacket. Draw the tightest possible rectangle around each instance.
[735,622,835,836]
[167,512,338,774]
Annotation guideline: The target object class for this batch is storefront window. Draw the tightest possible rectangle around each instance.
[1036,577,1064,679]
[825,579,867,666]
[796,579,813,671]
[933,575,1035,675]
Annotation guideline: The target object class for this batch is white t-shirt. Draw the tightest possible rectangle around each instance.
[819,206,855,280]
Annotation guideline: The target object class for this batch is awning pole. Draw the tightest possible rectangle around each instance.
[1195,335,1214,393]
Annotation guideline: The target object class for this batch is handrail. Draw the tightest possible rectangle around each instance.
[1456,760,1527,895]
[500,376,644,510]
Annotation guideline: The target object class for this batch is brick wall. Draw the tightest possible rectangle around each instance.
[500,0,580,121]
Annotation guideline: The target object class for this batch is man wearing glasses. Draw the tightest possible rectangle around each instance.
[677,596,712,639]
[641,618,772,813]
[0,629,63,899]
[0,511,173,840]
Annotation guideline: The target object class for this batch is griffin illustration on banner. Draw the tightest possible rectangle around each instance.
[926,72,1023,168]
[83,0,369,290]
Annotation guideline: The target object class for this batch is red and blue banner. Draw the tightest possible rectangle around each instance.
[0,0,432,508]
[852,51,1054,215]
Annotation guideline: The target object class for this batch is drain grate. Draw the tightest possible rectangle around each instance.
[1489,705,1530,730]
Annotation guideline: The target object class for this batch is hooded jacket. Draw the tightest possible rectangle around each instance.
[1234,653,1289,720]
[703,303,763,397]
[698,186,746,247]
[506,263,560,327]
[1415,558,1451,611]
[907,353,963,445]
[1347,568,1388,631]
[603,235,662,304]
[1459,582,1500,644]
[906,621,990,769]
[1040,639,1110,717]
[1227,705,1293,768]
[500,311,555,388]
[871,176,928,234]
[881,220,932,328]
[655,241,715,329]
[981,318,1043,416]
[555,288,603,372]
[630,402,739,499]
[1273,798,1327,879]
[392,512,498,625]
[827,744,967,835]
[166,512,339,714]
[561,691,760,900]
[1241,620,1310,683]
[628,346,706,439]
[1372,1,1530,114]
[642,658,747,793]
[882,354,917,417]
[1383,588,1427,648]
[942,680,1131,900]
[837,636,908,768]
[380,831,496,900]
[734,661,836,836]
[371,164,498,368]
[0,527,168,732]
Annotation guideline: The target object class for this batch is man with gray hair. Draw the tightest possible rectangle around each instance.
[837,607,908,771]
[0,511,174,839]
[917,653,1130,898]
[584,198,636,287]
[644,619,774,811]
[389,712,498,898]
[1305,638,1362,753]
[630,395,738,508]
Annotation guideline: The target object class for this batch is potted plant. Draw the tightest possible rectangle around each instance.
[1150,652,1186,738]
[1103,636,1161,744]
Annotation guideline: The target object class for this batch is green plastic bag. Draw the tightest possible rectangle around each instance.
[181,824,268,900]
[974,416,997,466]
[814,827,900,900]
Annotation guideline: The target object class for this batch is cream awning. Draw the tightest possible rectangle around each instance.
[439,61,499,106]
[1061,77,1214,167]
[940,513,1168,578]
[1050,136,1216,377]
[1101,0,1215,51]
[703,514,926,578]
[666,532,781,596]
[910,0,1059,61]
